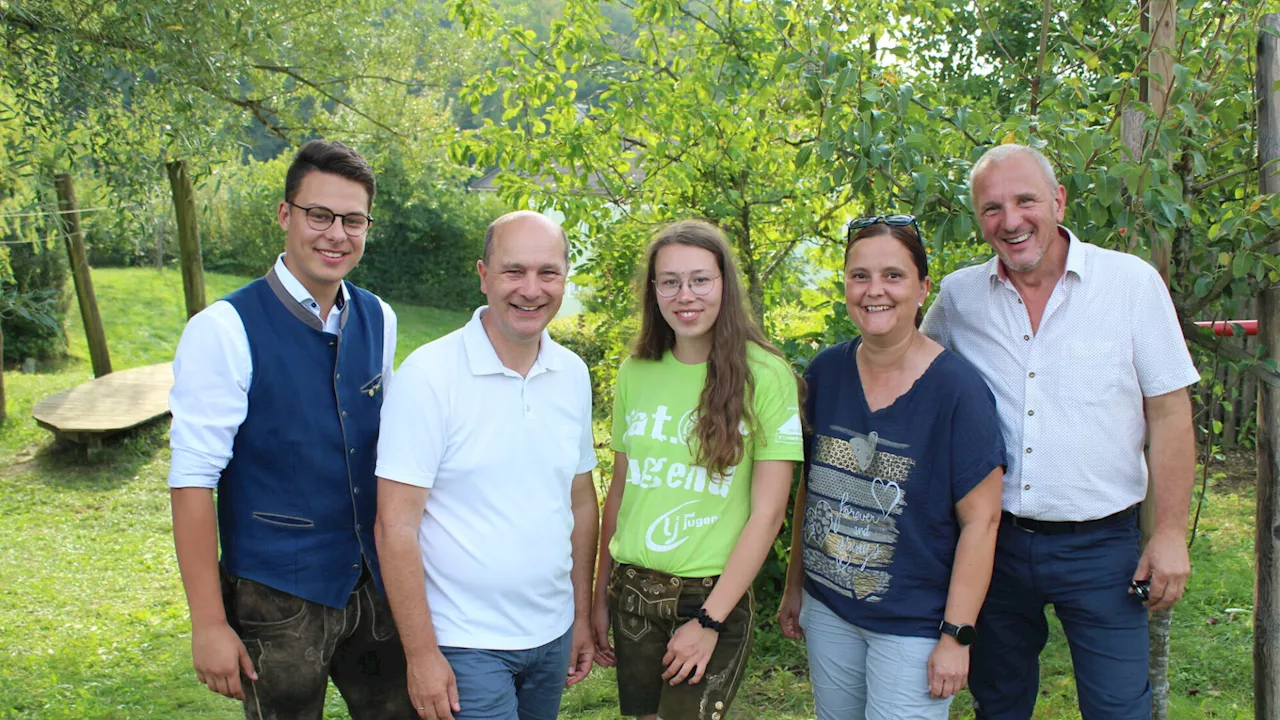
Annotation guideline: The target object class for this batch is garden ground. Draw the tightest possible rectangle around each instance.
[0,267,1256,719]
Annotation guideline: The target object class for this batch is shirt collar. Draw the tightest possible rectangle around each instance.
[274,254,348,312]
[461,306,562,376]
[988,225,1087,284]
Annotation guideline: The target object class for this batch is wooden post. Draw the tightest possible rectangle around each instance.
[166,160,206,319]
[1256,14,1280,720]
[54,173,112,379]
[0,321,6,423]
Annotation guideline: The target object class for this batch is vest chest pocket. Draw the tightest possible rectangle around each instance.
[358,373,383,399]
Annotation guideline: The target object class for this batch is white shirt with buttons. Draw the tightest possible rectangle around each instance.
[922,227,1199,522]
[167,254,398,490]
[375,306,597,650]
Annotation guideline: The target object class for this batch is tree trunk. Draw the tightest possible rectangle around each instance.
[166,160,206,319]
[1138,3,1176,717]
[1256,14,1280,720]
[54,173,112,378]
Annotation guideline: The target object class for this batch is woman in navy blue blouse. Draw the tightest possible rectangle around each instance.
[776,216,1006,719]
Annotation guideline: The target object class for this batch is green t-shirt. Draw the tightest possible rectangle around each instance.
[609,344,804,577]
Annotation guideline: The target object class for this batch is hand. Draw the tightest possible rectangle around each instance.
[191,620,257,700]
[567,617,595,687]
[926,635,969,699]
[407,648,460,720]
[592,595,615,668]
[661,619,718,686]
[1133,528,1191,611]
[776,583,804,641]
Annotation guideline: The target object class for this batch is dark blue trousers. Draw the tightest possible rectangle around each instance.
[970,516,1151,720]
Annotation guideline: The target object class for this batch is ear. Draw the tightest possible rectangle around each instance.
[477,259,489,295]
[921,276,932,306]
[277,201,291,231]
[1053,184,1067,222]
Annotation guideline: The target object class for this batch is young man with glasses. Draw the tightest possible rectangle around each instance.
[168,140,416,718]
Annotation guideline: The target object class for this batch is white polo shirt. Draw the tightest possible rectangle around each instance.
[376,306,597,650]
[922,227,1199,522]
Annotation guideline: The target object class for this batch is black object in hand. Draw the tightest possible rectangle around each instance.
[1130,579,1151,601]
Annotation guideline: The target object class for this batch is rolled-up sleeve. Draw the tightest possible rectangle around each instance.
[167,302,252,489]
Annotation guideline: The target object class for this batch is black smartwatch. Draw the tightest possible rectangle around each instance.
[940,620,977,646]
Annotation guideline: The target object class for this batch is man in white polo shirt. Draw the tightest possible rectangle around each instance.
[922,144,1198,720]
[374,210,598,720]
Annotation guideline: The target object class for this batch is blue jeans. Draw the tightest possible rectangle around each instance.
[799,591,952,720]
[439,627,573,720]
[970,517,1150,720]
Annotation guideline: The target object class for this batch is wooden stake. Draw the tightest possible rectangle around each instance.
[0,321,6,422]
[166,160,206,319]
[54,173,112,379]
[1256,13,1280,720]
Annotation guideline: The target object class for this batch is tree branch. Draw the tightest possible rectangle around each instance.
[252,64,404,138]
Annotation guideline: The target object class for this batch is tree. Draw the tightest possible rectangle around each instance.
[454,0,1278,714]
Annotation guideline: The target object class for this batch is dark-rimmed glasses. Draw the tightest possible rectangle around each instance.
[654,273,721,298]
[847,214,924,245]
[288,201,373,236]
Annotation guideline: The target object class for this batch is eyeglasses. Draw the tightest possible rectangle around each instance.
[654,273,721,298]
[847,214,924,246]
[287,202,373,236]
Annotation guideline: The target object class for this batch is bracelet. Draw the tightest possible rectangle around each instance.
[695,607,726,633]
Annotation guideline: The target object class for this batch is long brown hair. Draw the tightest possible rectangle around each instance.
[633,219,789,477]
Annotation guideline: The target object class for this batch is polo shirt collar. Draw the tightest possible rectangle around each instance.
[988,225,1087,284]
[462,305,563,376]
[275,254,349,313]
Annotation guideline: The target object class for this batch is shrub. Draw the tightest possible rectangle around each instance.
[548,311,637,420]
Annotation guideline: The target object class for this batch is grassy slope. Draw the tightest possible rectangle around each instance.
[0,267,1257,719]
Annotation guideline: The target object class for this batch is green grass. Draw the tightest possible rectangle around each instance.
[0,267,1258,718]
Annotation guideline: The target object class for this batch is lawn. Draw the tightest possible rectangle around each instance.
[0,267,1258,718]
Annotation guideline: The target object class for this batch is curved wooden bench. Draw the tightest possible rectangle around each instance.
[32,363,173,454]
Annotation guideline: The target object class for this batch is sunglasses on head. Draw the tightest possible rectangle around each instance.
[846,214,925,246]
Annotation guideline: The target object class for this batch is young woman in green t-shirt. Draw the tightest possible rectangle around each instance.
[591,219,804,719]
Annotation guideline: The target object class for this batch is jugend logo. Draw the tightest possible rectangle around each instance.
[645,500,722,552]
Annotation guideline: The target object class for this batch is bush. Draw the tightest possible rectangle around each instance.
[1,239,69,365]
[348,157,501,311]
[195,151,501,312]
[548,311,637,420]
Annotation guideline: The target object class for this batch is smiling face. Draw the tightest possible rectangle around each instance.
[477,215,568,347]
[971,152,1067,275]
[844,232,930,341]
[653,243,723,350]
[277,170,369,301]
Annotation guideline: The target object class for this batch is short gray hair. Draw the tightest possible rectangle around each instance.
[482,210,569,266]
[969,144,1059,198]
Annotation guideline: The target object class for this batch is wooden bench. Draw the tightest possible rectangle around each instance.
[32,363,174,455]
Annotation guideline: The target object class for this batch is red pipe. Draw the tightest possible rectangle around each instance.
[1194,320,1258,337]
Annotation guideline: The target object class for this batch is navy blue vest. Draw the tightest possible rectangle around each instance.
[218,270,385,608]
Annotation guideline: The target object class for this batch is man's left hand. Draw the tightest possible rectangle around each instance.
[566,618,595,687]
[1133,529,1190,611]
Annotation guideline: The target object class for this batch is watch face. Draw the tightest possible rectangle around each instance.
[955,624,978,646]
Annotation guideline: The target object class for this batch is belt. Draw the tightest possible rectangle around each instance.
[1002,505,1138,535]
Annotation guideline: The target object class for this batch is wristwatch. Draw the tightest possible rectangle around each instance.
[939,620,977,646]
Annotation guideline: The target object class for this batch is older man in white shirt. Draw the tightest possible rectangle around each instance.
[922,144,1198,720]
[375,211,599,720]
